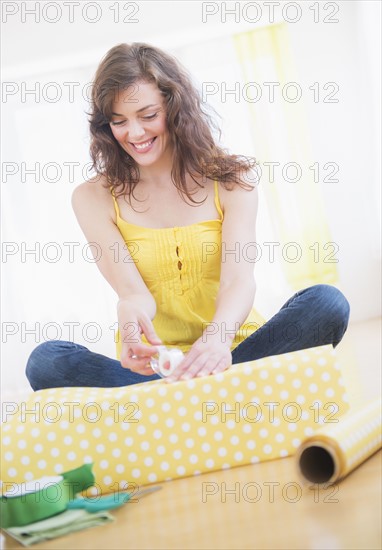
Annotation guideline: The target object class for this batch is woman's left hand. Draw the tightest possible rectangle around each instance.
[164,337,232,382]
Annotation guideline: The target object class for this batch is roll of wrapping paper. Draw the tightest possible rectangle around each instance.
[297,399,382,484]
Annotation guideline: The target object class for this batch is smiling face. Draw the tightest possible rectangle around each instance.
[109,81,173,169]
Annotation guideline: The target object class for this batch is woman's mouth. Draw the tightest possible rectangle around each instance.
[130,137,157,153]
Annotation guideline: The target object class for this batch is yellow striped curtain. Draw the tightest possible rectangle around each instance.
[234,23,339,290]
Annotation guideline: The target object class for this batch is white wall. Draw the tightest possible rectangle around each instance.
[1,1,381,392]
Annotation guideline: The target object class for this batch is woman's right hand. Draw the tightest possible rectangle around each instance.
[117,301,163,375]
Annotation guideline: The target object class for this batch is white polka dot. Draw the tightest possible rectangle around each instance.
[108,432,118,442]
[31,428,40,438]
[34,443,43,453]
[161,402,171,412]
[124,436,134,446]
[148,473,157,482]
[263,444,272,454]
[234,451,243,461]
[296,395,306,404]
[4,451,13,461]
[174,391,183,401]
[231,377,241,387]
[173,450,182,459]
[128,452,137,462]
[280,449,289,457]
[259,428,268,438]
[181,423,191,432]
[242,424,252,433]
[197,427,207,437]
[185,438,194,448]
[280,390,289,399]
[137,425,146,435]
[275,433,285,443]
[50,447,60,457]
[100,460,109,469]
[116,464,125,474]
[326,388,335,397]
[264,385,273,395]
[317,357,327,366]
[80,440,89,450]
[103,475,112,486]
[193,411,202,421]
[132,468,141,478]
[288,423,297,432]
[226,420,235,430]
[189,454,198,464]
[218,388,228,398]
[201,442,210,452]
[247,381,257,390]
[177,407,187,416]
[75,424,85,434]
[21,455,30,465]
[218,447,227,456]
[96,444,105,453]
[305,367,314,377]
[63,436,72,445]
[153,430,162,440]
[16,426,25,434]
[292,438,301,448]
[17,439,26,449]
[157,445,166,455]
[259,370,268,379]
[202,384,212,393]
[165,418,175,428]
[83,455,93,464]
[214,431,223,441]
[246,440,256,450]
[205,458,215,468]
[250,456,260,464]
[160,462,170,471]
[321,372,331,381]
[230,435,239,445]
[292,379,302,389]
[309,383,318,393]
[59,421,69,430]
[112,448,122,457]
[7,468,17,477]
[276,374,285,384]
[186,380,196,389]
[144,457,153,467]
[304,427,314,436]
[145,398,155,408]
[67,452,76,461]
[38,460,47,469]
[92,428,101,438]
[149,413,159,424]
[176,466,186,475]
[288,363,298,372]
[104,416,114,427]
[169,434,178,443]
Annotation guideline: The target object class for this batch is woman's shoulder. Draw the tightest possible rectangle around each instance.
[71,174,116,222]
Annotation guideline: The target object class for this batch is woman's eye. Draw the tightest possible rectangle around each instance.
[110,120,126,127]
[142,113,158,120]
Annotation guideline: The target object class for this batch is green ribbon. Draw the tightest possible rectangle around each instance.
[0,463,95,529]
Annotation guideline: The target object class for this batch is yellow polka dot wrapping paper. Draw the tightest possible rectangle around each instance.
[297,399,382,484]
[1,344,349,494]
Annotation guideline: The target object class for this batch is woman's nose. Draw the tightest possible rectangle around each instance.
[128,120,145,141]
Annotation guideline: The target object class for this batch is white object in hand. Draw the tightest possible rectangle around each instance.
[150,346,184,377]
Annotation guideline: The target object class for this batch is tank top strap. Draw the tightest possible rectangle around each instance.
[110,186,121,218]
[214,179,224,221]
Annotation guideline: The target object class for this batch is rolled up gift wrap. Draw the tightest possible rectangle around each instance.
[150,346,184,377]
[0,463,95,528]
[297,399,382,484]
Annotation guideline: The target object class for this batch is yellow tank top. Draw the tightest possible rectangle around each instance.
[111,180,265,359]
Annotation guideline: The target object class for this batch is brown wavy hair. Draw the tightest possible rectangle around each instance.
[89,42,258,204]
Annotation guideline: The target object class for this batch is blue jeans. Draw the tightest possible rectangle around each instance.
[26,284,350,391]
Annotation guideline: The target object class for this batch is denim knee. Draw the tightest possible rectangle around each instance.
[310,284,350,344]
[25,340,80,391]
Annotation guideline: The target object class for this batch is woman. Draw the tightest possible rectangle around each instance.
[26,43,350,390]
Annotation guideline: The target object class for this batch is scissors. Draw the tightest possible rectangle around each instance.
[67,486,162,513]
